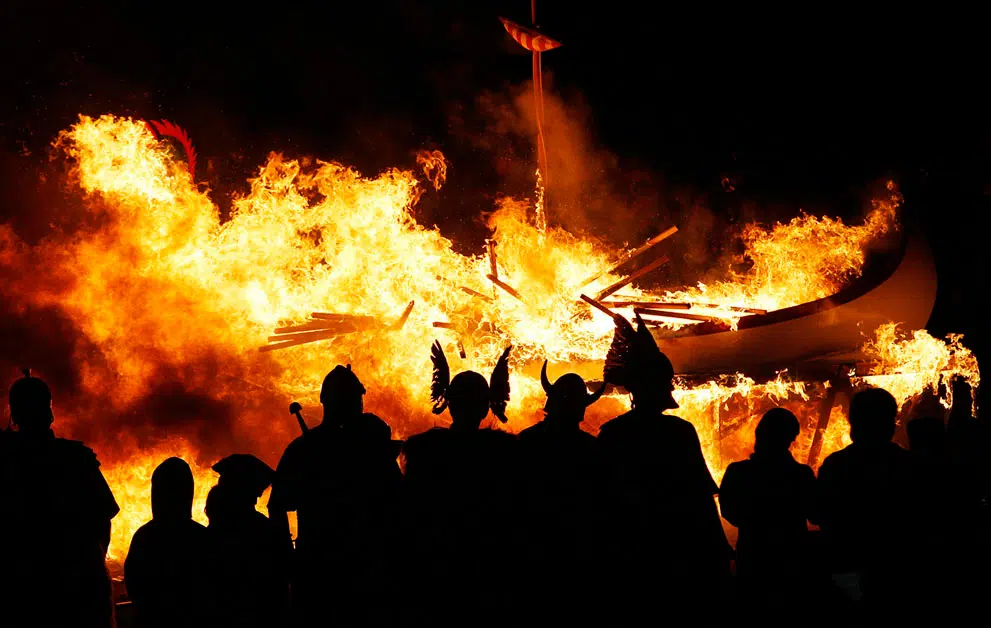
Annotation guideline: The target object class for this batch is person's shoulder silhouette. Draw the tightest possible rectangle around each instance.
[719,408,818,624]
[594,314,731,619]
[817,386,913,613]
[125,457,212,628]
[520,361,602,450]
[720,407,816,539]
[268,364,400,627]
[2,369,119,628]
[207,453,289,628]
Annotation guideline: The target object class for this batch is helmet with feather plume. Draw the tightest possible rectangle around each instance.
[430,341,512,423]
[603,313,678,410]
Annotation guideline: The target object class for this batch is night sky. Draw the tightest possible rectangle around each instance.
[2,3,988,390]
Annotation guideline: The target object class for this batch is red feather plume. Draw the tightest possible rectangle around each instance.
[144,119,197,178]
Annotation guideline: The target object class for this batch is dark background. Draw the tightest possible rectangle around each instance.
[2,2,987,398]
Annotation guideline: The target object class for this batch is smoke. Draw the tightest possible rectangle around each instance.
[0,218,293,467]
[447,77,744,291]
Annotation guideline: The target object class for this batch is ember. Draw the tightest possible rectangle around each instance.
[0,114,979,570]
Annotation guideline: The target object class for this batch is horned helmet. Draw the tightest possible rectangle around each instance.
[540,360,606,421]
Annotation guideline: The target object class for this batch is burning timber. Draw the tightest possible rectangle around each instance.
[37,115,982,574]
[262,301,414,352]
[259,219,935,388]
[650,228,938,379]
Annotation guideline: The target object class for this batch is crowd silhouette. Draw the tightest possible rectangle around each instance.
[1,313,988,627]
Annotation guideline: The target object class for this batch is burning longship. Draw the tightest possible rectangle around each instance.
[0,115,979,569]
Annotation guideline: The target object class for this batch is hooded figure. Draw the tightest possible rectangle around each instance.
[206,454,289,628]
[517,363,605,625]
[268,364,401,627]
[400,342,519,628]
[125,457,214,628]
[595,314,732,623]
[1,369,120,628]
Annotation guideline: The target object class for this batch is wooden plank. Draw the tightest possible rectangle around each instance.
[260,330,341,352]
[594,256,669,301]
[579,294,620,320]
[310,312,377,323]
[460,286,493,302]
[634,308,728,324]
[391,300,415,330]
[690,303,768,315]
[601,301,691,310]
[581,226,678,287]
[486,274,524,301]
[488,240,499,279]
[274,320,352,334]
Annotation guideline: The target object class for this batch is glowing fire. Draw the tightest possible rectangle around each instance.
[0,115,979,568]
[662,184,900,315]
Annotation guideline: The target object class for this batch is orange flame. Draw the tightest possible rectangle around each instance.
[0,114,977,568]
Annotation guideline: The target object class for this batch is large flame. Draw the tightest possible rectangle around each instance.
[0,114,979,568]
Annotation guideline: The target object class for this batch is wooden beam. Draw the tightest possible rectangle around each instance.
[310,312,377,323]
[486,274,524,301]
[601,301,691,310]
[260,330,341,353]
[274,320,353,334]
[460,286,493,302]
[579,294,620,320]
[689,303,768,315]
[391,300,415,330]
[581,226,678,287]
[634,307,728,324]
[594,255,669,301]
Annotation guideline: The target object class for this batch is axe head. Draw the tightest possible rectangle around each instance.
[289,401,303,415]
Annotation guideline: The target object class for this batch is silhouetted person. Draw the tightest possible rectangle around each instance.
[517,361,604,625]
[945,377,989,500]
[720,408,817,623]
[206,453,290,628]
[268,364,402,627]
[904,416,985,619]
[125,457,214,628]
[817,387,911,619]
[400,342,517,628]
[0,369,119,628]
[595,315,732,623]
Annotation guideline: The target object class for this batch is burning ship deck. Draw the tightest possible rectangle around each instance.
[652,228,937,381]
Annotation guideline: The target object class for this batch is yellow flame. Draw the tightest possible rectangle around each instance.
[640,182,903,328]
[23,114,977,568]
[862,323,980,411]
[415,150,446,191]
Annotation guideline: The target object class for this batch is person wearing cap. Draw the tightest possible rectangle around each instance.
[268,364,401,627]
[595,315,732,623]
[124,457,215,628]
[206,454,289,628]
[0,369,120,628]
[719,408,818,623]
[516,362,605,626]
